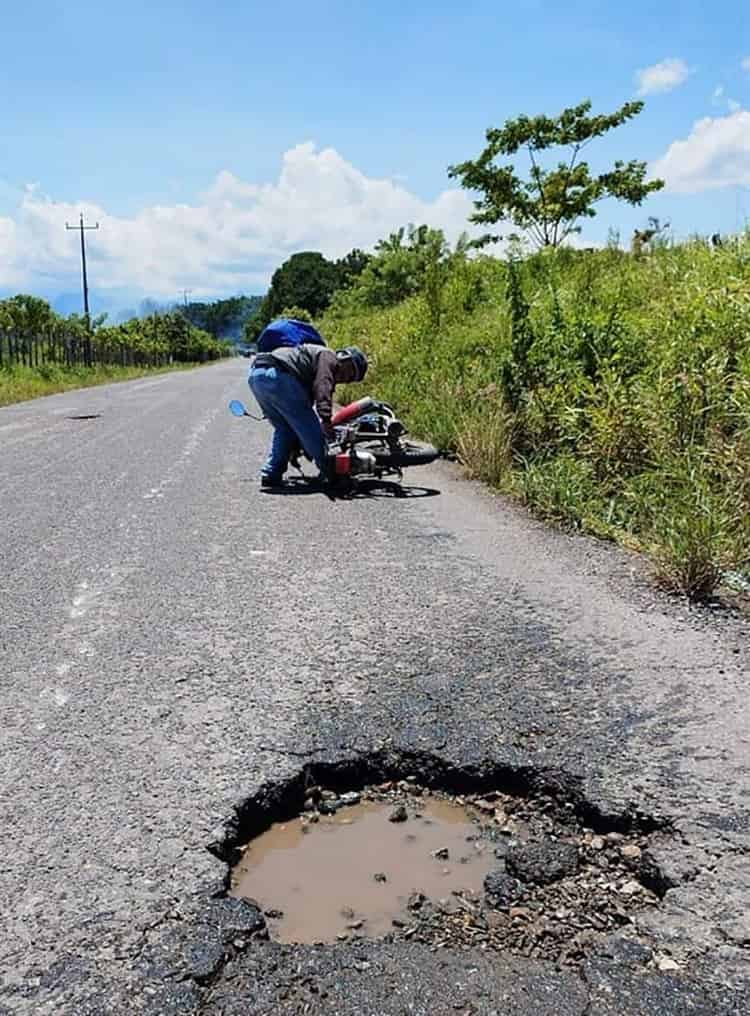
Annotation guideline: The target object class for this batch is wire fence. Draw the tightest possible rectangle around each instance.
[0,314,229,370]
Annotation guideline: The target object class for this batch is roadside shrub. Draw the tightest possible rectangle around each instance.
[321,232,750,600]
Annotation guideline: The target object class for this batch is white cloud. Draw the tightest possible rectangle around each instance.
[0,216,22,287]
[635,58,690,96]
[711,85,742,114]
[650,110,750,192]
[0,143,477,298]
[742,56,750,72]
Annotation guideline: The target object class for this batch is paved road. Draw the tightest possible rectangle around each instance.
[1,360,748,1014]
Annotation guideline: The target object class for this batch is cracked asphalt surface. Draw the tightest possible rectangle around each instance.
[1,359,748,1015]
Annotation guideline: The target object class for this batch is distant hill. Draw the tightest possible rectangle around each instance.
[51,288,138,318]
[6,288,266,335]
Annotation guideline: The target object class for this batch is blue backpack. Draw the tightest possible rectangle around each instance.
[256,318,326,353]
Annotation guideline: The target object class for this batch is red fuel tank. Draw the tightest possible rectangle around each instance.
[331,397,377,426]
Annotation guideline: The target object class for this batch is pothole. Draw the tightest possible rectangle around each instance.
[217,756,670,964]
[230,793,495,943]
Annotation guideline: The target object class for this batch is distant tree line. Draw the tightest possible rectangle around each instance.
[243,228,471,338]
[180,295,264,341]
[0,295,230,369]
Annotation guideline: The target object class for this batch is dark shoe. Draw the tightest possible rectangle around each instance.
[260,474,285,488]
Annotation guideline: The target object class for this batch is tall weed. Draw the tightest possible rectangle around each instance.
[643,461,748,600]
[456,394,516,486]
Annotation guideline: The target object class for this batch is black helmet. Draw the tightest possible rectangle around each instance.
[336,346,368,381]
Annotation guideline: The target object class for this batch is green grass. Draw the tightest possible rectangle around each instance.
[323,235,750,601]
[0,361,212,407]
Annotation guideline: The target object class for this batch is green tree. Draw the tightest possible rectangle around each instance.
[354,225,454,309]
[0,295,58,366]
[448,100,664,248]
[3,294,57,335]
[182,295,263,340]
[245,251,341,341]
[335,248,372,288]
[277,305,313,322]
[265,251,340,318]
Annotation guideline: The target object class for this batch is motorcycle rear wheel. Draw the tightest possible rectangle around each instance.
[370,441,439,469]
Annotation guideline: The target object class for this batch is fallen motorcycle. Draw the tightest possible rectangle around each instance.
[229,395,439,492]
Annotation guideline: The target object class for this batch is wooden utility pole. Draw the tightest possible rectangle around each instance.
[66,213,99,365]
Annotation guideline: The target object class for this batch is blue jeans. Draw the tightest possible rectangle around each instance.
[248,365,327,477]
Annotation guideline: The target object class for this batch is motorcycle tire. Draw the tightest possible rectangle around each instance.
[370,441,439,468]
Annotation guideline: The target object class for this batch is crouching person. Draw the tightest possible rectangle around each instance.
[249,329,368,488]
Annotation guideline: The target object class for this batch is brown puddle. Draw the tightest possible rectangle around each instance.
[230,797,495,943]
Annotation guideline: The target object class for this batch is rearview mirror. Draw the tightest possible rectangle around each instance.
[229,400,247,417]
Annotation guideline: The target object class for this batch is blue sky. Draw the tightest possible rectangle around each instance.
[2,0,749,309]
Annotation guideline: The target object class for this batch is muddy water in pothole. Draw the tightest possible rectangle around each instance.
[230,798,495,943]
